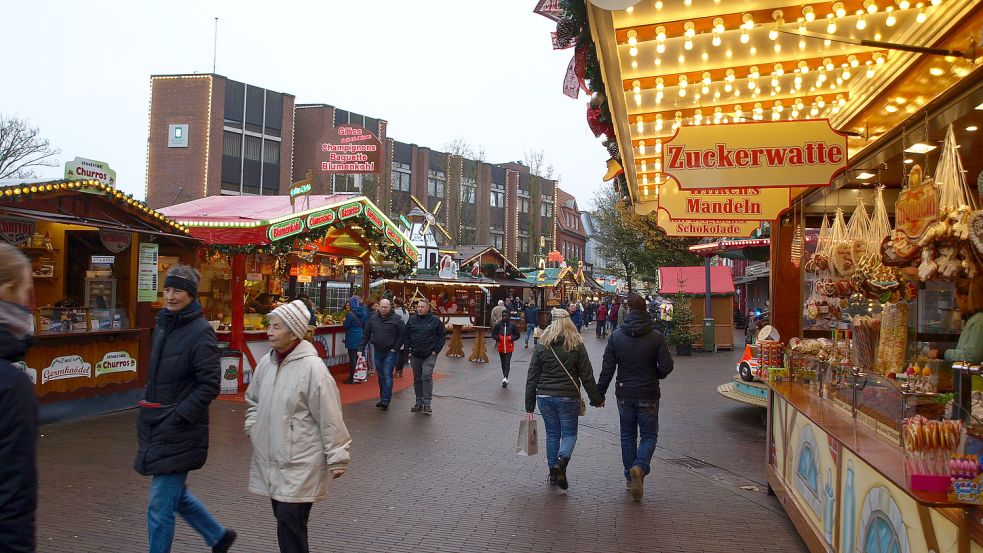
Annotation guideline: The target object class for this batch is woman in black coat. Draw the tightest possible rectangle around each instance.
[0,244,38,553]
[492,316,520,387]
[134,265,236,553]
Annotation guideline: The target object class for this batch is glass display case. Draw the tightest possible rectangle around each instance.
[84,278,116,310]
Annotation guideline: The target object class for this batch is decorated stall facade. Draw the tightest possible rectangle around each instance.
[159,194,417,388]
[658,266,736,350]
[0,178,197,420]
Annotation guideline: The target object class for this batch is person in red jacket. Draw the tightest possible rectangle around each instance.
[595,303,608,338]
[492,316,520,387]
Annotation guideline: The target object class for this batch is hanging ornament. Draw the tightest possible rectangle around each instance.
[791,202,804,268]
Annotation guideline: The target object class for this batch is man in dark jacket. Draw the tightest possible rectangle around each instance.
[135,265,236,553]
[523,302,539,348]
[597,292,674,501]
[358,298,406,410]
[403,299,445,415]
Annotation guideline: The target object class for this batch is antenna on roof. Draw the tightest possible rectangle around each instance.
[212,18,218,74]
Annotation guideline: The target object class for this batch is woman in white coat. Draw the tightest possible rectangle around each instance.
[245,300,351,553]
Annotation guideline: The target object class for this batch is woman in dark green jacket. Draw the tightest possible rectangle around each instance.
[525,309,604,490]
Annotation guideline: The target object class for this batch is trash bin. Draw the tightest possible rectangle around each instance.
[703,318,715,353]
[219,349,243,395]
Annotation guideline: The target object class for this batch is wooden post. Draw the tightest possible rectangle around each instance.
[361,258,370,300]
[230,253,246,391]
[769,218,802,339]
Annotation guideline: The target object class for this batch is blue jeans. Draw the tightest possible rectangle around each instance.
[525,324,535,346]
[374,349,398,403]
[148,472,225,553]
[536,396,580,469]
[617,397,660,480]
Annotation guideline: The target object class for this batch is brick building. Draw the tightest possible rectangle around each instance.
[146,73,568,267]
[554,188,586,265]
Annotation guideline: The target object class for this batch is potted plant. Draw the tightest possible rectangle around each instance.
[665,292,699,356]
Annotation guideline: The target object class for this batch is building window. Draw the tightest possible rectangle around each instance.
[263,140,280,165]
[244,136,262,161]
[223,131,241,158]
[428,170,445,198]
[490,191,504,208]
[491,233,504,250]
[461,177,477,204]
[519,198,529,213]
[391,162,411,192]
[333,174,360,193]
[519,237,529,255]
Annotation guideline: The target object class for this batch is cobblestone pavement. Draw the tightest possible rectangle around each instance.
[36,329,806,552]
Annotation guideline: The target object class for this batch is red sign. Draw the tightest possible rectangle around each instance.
[534,0,565,21]
[364,205,384,229]
[99,229,132,253]
[306,209,336,229]
[404,243,419,262]
[338,202,362,220]
[385,225,403,247]
[318,125,382,174]
[0,217,35,246]
[267,219,304,242]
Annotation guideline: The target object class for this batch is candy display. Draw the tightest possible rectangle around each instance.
[876,302,908,375]
[850,316,880,371]
[903,416,962,476]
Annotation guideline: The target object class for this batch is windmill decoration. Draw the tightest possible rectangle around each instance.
[402,195,454,270]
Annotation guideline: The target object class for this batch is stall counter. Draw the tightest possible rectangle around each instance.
[216,325,350,383]
[767,381,983,552]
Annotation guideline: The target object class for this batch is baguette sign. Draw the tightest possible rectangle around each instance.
[658,120,848,190]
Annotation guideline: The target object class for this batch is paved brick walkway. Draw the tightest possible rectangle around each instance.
[35,330,807,552]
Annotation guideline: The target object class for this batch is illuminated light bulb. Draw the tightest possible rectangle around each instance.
[734,88,741,97]
[810,103,819,116]
[655,77,664,91]
[684,21,696,38]
[817,96,826,108]
[679,88,687,97]
[712,32,722,46]
[874,32,881,40]
[798,61,809,74]
[701,85,709,95]
[676,76,686,90]
[725,49,733,58]
[802,6,815,21]
[631,60,638,69]
[627,30,638,47]
[725,69,736,82]
[885,104,898,113]
[634,92,642,105]
[724,82,733,92]
[842,68,851,80]
[655,57,662,66]
[655,115,664,131]
[655,26,666,42]
[749,66,760,79]
[702,72,712,85]
[824,39,832,46]
[714,91,721,100]
[885,7,896,25]
[655,159,662,171]
[742,13,755,29]
[864,0,878,13]
[928,66,944,76]
[678,54,686,63]
[848,55,859,68]
[629,46,638,57]
[638,141,646,155]
[865,62,875,78]
[874,52,885,64]
[898,0,910,9]
[824,58,835,71]
[750,46,758,55]
[693,109,703,124]
[774,43,782,53]
[655,92,663,104]
[856,13,867,29]
[748,80,757,90]
[656,43,666,54]
[836,94,846,106]
[636,116,644,133]
[702,51,709,61]
[684,38,693,50]
[827,17,837,33]
[655,0,663,8]
[632,80,641,94]
[655,139,662,153]
[713,18,725,33]
[769,27,779,40]
[734,105,743,120]
[774,63,785,77]
[683,0,691,5]
[740,29,749,43]
[916,8,926,22]
[833,2,847,17]
[771,77,780,88]
[641,161,647,172]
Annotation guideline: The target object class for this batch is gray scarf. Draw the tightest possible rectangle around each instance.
[0,300,33,340]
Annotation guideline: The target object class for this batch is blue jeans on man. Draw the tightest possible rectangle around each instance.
[373,349,399,404]
[617,397,660,480]
[148,472,226,553]
[525,324,535,346]
[536,396,580,469]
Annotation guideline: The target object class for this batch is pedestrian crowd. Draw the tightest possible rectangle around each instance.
[0,254,673,552]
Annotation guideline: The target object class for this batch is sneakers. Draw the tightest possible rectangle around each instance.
[628,466,645,500]
[213,528,237,553]
[376,401,389,410]
[422,405,432,416]
[524,343,529,348]
[502,377,509,388]
[548,468,558,485]
[410,404,423,412]
[554,456,569,490]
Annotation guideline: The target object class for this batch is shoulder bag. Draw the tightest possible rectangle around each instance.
[547,345,587,416]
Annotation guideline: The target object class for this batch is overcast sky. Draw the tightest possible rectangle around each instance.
[3,1,608,209]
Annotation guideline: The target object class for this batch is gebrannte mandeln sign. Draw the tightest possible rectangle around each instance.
[655,208,761,238]
[657,178,791,222]
[660,120,848,190]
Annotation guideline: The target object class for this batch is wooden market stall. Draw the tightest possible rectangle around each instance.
[0,178,198,422]
[159,194,417,388]
[658,266,736,350]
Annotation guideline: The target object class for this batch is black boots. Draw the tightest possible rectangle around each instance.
[548,467,557,485]
[554,456,569,490]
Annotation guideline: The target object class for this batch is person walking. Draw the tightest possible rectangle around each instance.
[617,299,628,329]
[492,314,520,387]
[570,302,583,333]
[525,309,604,490]
[490,299,507,329]
[246,300,351,553]
[342,297,368,384]
[523,302,539,348]
[393,298,411,379]
[0,244,38,553]
[595,302,608,338]
[403,299,446,415]
[608,300,620,334]
[597,292,674,500]
[359,298,405,410]
[134,265,236,553]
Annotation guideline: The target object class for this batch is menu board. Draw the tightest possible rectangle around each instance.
[137,243,159,302]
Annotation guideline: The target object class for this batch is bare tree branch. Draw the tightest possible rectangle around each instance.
[0,115,60,179]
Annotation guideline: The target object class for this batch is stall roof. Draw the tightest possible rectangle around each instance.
[375,273,500,288]
[158,194,356,225]
[454,245,521,273]
[518,266,605,291]
[658,267,735,295]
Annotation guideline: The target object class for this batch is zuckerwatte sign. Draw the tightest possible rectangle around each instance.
[318,125,382,174]
[659,120,848,190]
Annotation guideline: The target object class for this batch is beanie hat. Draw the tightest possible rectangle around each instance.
[270,300,311,340]
[164,265,200,298]
[550,308,570,319]
[626,292,647,311]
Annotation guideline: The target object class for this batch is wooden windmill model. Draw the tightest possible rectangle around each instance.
[403,196,453,270]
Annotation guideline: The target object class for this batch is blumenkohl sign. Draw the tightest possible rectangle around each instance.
[659,120,848,190]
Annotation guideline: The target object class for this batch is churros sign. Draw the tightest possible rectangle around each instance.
[657,120,848,190]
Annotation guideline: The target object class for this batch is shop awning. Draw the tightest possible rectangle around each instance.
[0,206,195,242]
[658,266,735,295]
[568,0,981,207]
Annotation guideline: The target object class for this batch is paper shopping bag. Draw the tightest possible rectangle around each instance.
[353,356,369,383]
[516,413,539,456]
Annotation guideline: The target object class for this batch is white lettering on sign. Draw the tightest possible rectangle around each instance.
[42,355,92,384]
[95,351,137,376]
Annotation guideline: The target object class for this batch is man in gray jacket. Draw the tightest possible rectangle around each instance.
[403,299,446,415]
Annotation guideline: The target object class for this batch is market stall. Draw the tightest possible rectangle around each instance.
[159,194,417,388]
[658,266,736,350]
[0,178,197,421]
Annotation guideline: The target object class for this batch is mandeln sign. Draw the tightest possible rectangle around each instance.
[658,120,848,190]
